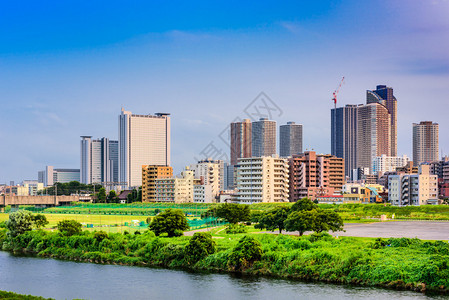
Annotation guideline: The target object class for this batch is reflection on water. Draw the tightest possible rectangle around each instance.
[0,251,443,300]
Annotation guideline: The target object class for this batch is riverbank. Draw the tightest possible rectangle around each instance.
[1,227,449,295]
[0,290,53,299]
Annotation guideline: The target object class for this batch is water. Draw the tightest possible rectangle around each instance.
[0,251,443,300]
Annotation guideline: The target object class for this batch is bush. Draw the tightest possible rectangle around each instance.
[94,231,108,243]
[185,232,216,264]
[5,210,35,237]
[228,236,263,270]
[149,209,189,237]
[225,224,247,234]
[57,220,82,236]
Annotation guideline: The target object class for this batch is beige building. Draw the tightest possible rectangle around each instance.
[189,159,223,198]
[236,155,289,203]
[413,121,439,166]
[119,108,170,188]
[155,170,201,203]
[141,165,173,202]
[388,165,438,206]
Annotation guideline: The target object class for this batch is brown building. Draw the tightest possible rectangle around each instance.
[142,165,173,202]
[230,119,252,165]
[288,151,344,201]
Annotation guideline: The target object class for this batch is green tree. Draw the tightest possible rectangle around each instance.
[185,232,216,264]
[57,220,82,236]
[214,203,250,224]
[313,210,344,233]
[255,206,290,233]
[284,210,317,236]
[107,190,118,203]
[228,236,263,270]
[5,210,34,237]
[290,197,318,212]
[32,214,48,229]
[149,209,189,237]
[97,188,107,203]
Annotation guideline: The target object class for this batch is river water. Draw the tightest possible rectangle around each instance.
[0,251,443,300]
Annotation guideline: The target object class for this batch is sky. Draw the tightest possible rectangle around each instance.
[0,0,448,183]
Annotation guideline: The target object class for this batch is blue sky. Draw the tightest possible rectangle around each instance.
[1,0,448,183]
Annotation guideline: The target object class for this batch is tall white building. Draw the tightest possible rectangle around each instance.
[236,155,289,203]
[372,154,409,177]
[119,108,170,187]
[388,165,438,206]
[80,136,119,184]
[189,159,223,198]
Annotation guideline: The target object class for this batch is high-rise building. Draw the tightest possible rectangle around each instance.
[80,136,119,185]
[141,165,173,202]
[279,122,303,157]
[331,104,360,177]
[288,151,344,201]
[367,85,397,156]
[119,108,170,187]
[230,119,252,165]
[357,103,391,173]
[236,155,289,203]
[38,166,80,187]
[372,154,409,177]
[413,121,439,166]
[251,118,276,157]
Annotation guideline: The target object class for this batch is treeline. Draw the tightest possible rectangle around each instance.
[39,181,102,196]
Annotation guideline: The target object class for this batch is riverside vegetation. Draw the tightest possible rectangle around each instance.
[1,203,449,294]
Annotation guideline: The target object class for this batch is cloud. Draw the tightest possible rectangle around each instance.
[279,21,302,35]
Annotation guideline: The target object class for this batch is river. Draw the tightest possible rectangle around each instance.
[0,251,443,300]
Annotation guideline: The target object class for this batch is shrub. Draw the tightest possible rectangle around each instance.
[94,231,108,243]
[57,220,82,236]
[228,236,263,270]
[5,210,35,237]
[149,209,189,237]
[225,224,247,234]
[185,232,216,264]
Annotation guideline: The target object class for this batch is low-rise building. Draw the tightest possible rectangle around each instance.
[193,184,214,203]
[155,170,201,203]
[142,165,173,202]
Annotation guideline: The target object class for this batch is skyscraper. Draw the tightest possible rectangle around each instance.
[119,108,170,187]
[367,85,397,156]
[331,104,359,177]
[80,136,119,184]
[230,119,252,165]
[413,121,439,166]
[252,118,276,157]
[357,103,391,173]
[279,122,303,157]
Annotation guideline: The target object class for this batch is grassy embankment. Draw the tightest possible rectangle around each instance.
[0,290,53,299]
[2,225,449,294]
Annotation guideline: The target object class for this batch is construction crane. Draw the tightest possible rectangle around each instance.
[332,76,345,109]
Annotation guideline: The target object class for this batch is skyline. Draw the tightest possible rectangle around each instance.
[1,0,448,183]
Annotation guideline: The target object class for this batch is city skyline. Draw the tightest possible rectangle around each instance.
[1,1,448,183]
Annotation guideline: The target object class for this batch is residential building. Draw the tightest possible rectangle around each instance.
[413,121,439,166]
[288,151,344,201]
[193,184,214,203]
[251,118,276,157]
[230,119,252,165]
[38,166,80,186]
[22,180,44,196]
[155,170,200,203]
[189,159,223,198]
[119,108,170,187]
[141,165,173,202]
[279,122,303,157]
[366,85,397,156]
[331,104,360,177]
[236,155,289,203]
[388,165,438,206]
[372,154,409,177]
[357,103,391,173]
[80,136,119,185]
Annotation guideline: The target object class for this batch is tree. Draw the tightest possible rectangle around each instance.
[284,210,317,236]
[32,214,48,229]
[185,232,216,264]
[57,220,82,236]
[5,210,34,237]
[107,190,118,203]
[96,188,107,203]
[149,209,189,237]
[255,206,290,233]
[313,210,344,233]
[214,203,250,224]
[228,236,263,270]
[290,197,318,212]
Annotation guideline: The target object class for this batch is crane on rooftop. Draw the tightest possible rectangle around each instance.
[332,77,345,109]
